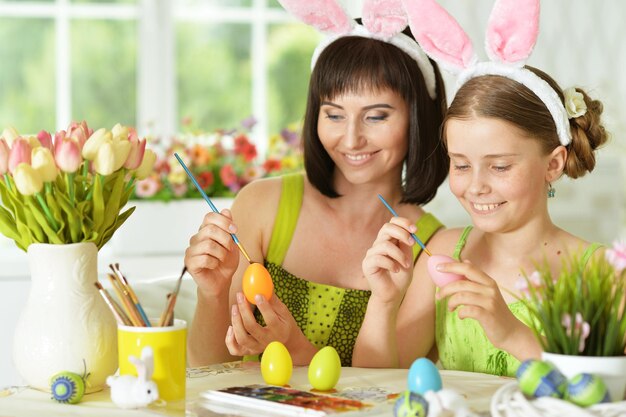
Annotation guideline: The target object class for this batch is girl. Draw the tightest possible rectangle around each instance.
[184,0,448,367]
[354,0,608,375]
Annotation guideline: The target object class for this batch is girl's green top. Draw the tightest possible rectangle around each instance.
[253,172,444,366]
[435,226,602,377]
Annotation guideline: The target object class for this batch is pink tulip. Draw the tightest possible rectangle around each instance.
[124,136,146,170]
[8,137,32,174]
[13,163,43,196]
[37,130,53,151]
[54,138,82,173]
[0,139,9,174]
[66,121,92,149]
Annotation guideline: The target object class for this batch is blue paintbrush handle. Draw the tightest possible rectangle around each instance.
[174,153,241,245]
[377,194,428,253]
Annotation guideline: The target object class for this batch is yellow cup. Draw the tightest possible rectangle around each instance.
[117,319,187,402]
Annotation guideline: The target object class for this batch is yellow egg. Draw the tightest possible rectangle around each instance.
[308,346,341,391]
[261,341,292,386]
[242,263,274,304]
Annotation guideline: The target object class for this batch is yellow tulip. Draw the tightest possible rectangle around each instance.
[1,126,20,147]
[112,123,129,141]
[31,147,58,182]
[134,149,156,180]
[111,138,131,172]
[93,142,116,175]
[82,128,110,161]
[14,163,43,196]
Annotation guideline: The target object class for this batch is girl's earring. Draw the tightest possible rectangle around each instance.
[547,183,555,198]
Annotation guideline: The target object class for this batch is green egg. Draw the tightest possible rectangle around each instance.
[50,371,85,404]
[567,373,611,407]
[516,360,566,398]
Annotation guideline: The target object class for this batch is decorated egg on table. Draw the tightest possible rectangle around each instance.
[261,341,292,386]
[242,262,274,304]
[394,390,428,417]
[407,358,442,395]
[516,359,566,398]
[427,255,464,287]
[50,371,85,404]
[308,346,341,391]
[566,373,611,407]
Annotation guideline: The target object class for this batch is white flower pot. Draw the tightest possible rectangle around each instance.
[13,242,118,392]
[542,352,626,401]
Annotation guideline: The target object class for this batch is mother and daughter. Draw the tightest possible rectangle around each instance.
[184,0,609,377]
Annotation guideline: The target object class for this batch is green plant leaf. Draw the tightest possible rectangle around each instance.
[92,174,105,231]
[26,198,63,244]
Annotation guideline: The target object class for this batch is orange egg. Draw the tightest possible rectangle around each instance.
[242,263,274,304]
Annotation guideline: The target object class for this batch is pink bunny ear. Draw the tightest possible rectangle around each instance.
[402,0,476,74]
[362,0,408,40]
[276,0,353,35]
[485,0,540,65]
[129,355,147,380]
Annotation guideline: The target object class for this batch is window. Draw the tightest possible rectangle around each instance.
[0,0,320,156]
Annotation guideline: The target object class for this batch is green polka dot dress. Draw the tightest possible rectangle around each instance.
[254,173,443,366]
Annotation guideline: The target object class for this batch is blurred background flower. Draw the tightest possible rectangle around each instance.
[132,117,303,201]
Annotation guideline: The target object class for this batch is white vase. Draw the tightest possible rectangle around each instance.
[542,352,626,401]
[13,242,118,393]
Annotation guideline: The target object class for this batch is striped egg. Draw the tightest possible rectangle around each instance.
[567,373,611,407]
[50,371,85,404]
[393,390,429,417]
[516,359,567,398]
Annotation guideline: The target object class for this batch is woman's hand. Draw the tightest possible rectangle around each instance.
[226,292,318,365]
[362,217,416,306]
[184,209,240,298]
[435,261,527,351]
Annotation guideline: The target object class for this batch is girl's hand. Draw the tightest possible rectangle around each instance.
[226,292,317,365]
[362,217,416,306]
[435,261,526,350]
[184,209,240,298]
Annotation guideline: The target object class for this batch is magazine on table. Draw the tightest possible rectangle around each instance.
[198,384,396,416]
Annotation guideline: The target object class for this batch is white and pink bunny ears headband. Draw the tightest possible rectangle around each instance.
[276,0,437,100]
[403,0,574,146]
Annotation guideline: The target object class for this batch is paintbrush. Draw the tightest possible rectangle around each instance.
[158,266,187,327]
[95,281,132,326]
[173,152,253,263]
[377,194,432,256]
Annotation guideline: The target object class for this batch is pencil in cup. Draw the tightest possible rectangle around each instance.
[106,273,146,327]
[110,264,151,327]
[377,194,432,256]
[173,152,253,263]
[95,282,133,326]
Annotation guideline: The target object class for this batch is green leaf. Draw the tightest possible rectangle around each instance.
[26,198,63,244]
[92,174,105,231]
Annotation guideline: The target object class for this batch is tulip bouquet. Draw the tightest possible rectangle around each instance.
[517,241,626,356]
[132,118,303,201]
[0,121,157,251]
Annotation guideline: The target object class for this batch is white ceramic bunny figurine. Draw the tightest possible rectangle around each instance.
[107,346,160,409]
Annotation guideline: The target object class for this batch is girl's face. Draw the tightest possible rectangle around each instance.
[446,116,553,234]
[317,88,409,186]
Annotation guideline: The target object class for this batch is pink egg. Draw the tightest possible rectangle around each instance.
[427,255,464,287]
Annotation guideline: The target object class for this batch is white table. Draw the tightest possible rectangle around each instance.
[0,362,509,416]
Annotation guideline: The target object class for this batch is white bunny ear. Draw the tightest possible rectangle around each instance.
[276,0,353,35]
[485,0,540,66]
[362,0,408,40]
[140,346,154,380]
[402,0,477,74]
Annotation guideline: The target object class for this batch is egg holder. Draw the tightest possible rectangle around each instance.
[492,359,626,417]
[491,381,626,417]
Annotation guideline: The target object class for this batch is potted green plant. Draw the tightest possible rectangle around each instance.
[518,240,626,401]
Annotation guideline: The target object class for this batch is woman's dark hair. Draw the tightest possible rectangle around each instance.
[443,66,608,179]
[302,26,448,205]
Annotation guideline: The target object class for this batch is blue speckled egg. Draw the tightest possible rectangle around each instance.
[407,358,442,395]
[394,390,428,417]
[567,373,611,407]
[516,359,566,398]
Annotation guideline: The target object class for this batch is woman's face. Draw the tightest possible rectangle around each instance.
[446,116,553,234]
[317,87,409,186]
